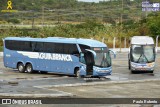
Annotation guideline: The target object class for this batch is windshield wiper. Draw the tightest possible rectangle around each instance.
[137,53,149,63]
[137,53,143,63]
[143,54,149,63]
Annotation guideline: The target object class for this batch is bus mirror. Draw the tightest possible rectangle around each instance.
[109,50,116,58]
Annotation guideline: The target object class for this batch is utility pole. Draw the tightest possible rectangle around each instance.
[145,0,148,18]
[31,3,35,29]
[58,11,60,24]
[57,0,60,24]
[120,0,123,52]
[32,13,34,29]
[113,37,116,50]
[42,6,44,26]
[124,37,126,48]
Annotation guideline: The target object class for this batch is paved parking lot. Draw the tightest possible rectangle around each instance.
[0,52,160,106]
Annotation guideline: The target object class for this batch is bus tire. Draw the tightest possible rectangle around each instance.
[150,71,154,73]
[26,63,33,73]
[131,70,136,74]
[128,60,131,70]
[75,68,81,78]
[17,63,25,73]
[40,71,48,74]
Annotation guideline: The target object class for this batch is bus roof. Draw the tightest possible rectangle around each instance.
[131,36,154,45]
[4,37,107,47]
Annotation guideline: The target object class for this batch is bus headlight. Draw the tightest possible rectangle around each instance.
[94,67,100,72]
[131,63,137,68]
[147,63,155,68]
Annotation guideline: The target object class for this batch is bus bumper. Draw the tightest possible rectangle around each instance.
[79,66,112,77]
[131,62,155,71]
[93,66,112,76]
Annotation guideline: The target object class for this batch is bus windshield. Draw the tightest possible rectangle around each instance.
[92,47,111,68]
[131,45,155,63]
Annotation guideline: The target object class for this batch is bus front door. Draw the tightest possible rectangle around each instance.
[84,51,95,75]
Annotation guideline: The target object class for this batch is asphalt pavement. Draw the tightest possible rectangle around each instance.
[0,52,160,98]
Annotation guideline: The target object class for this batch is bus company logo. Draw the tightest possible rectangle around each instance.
[39,53,73,62]
[2,99,11,104]
[17,51,73,62]
[1,0,18,13]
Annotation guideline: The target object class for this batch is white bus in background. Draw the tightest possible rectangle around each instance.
[128,36,156,73]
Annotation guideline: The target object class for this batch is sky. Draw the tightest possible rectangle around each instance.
[78,0,109,3]
[78,0,135,3]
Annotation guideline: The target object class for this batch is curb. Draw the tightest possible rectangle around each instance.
[34,78,160,88]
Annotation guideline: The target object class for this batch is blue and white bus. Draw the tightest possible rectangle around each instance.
[3,37,115,77]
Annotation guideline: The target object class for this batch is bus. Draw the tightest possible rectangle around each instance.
[128,36,156,73]
[3,37,116,77]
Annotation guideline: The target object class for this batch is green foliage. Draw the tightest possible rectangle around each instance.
[0,0,160,49]
[7,18,21,24]
[147,13,160,37]
[0,0,143,25]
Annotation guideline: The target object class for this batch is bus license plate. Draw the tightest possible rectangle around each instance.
[138,68,146,70]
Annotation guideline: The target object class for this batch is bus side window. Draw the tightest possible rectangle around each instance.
[64,44,79,56]
[31,42,36,52]
[80,53,86,64]
[35,42,44,52]
[23,42,32,51]
[54,43,63,53]
[43,42,55,53]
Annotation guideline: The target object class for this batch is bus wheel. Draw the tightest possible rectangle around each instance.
[75,68,81,78]
[26,64,33,73]
[128,60,131,70]
[40,71,48,74]
[17,63,25,73]
[150,71,154,73]
[131,70,136,74]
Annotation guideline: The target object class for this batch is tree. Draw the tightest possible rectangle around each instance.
[7,18,21,24]
[147,13,160,37]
